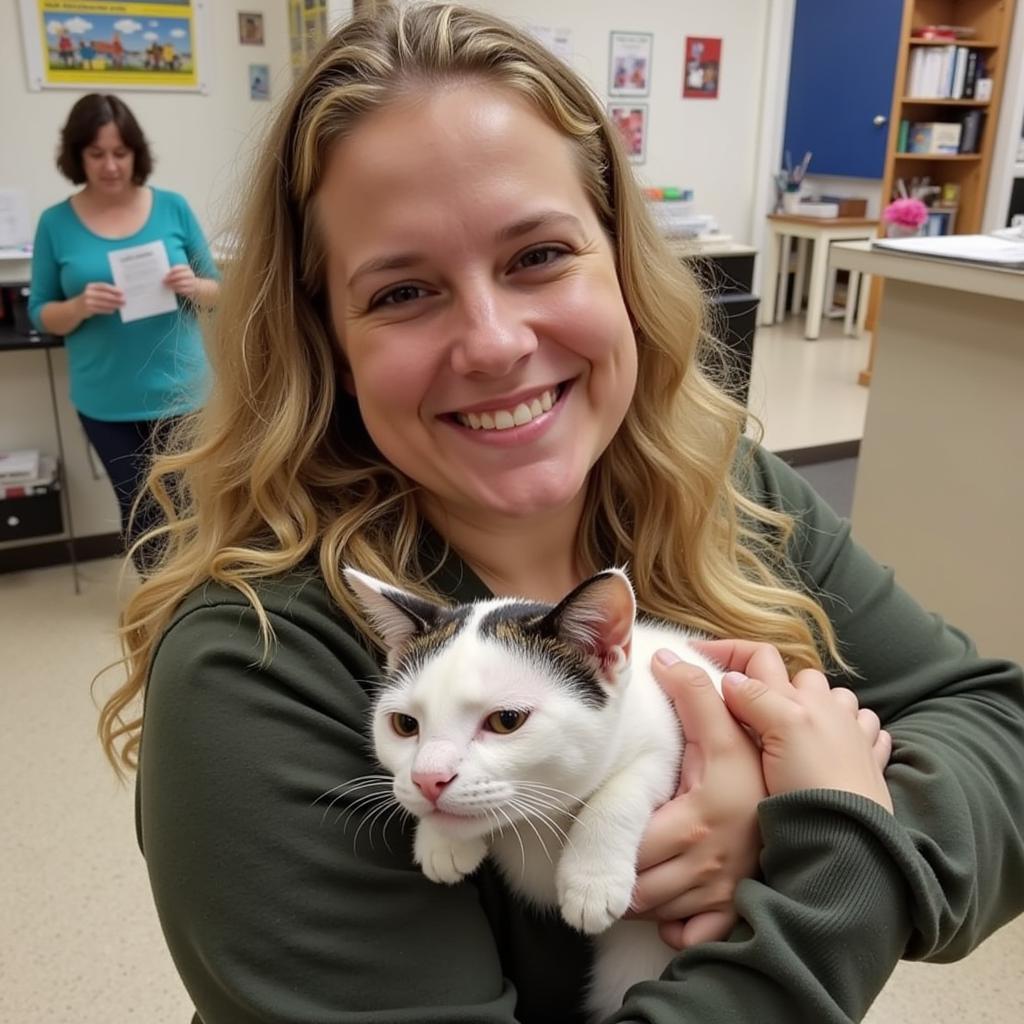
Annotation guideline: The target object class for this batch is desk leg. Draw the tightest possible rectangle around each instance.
[760,228,779,326]
[844,270,860,335]
[791,238,808,313]
[775,235,792,323]
[45,348,80,595]
[857,272,871,333]
[804,236,831,339]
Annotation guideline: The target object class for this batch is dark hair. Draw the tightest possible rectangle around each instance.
[56,93,154,185]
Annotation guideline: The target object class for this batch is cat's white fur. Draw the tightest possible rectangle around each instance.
[344,567,723,1021]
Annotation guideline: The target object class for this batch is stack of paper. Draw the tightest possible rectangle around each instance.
[0,448,40,482]
[0,455,57,499]
[872,234,1024,268]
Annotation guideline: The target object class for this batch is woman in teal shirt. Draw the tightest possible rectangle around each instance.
[29,93,218,571]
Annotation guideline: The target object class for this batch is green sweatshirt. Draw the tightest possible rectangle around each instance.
[138,445,1024,1023]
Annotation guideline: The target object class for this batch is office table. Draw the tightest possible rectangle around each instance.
[760,214,878,339]
[832,240,1024,665]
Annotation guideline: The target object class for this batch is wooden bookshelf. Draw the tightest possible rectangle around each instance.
[860,0,1017,386]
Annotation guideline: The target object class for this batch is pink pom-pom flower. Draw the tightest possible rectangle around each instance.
[883,197,929,228]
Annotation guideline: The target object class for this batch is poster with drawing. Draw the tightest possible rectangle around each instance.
[18,0,210,93]
[682,36,722,99]
[608,31,652,97]
[608,103,647,163]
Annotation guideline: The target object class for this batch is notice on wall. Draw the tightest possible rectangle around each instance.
[683,36,722,99]
[529,25,572,65]
[608,103,648,164]
[608,31,652,97]
[18,0,210,93]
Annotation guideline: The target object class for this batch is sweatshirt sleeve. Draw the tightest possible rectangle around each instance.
[140,589,520,1024]
[749,445,1024,963]
[28,209,63,331]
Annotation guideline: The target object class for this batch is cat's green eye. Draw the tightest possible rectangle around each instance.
[485,709,529,734]
[391,713,419,737]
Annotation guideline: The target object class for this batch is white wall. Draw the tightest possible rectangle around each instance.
[0,2,291,545]
[1,0,774,548]
[472,0,771,243]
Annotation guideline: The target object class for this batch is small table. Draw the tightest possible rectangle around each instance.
[760,214,879,339]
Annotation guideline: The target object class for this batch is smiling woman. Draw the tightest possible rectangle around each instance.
[96,5,1024,1024]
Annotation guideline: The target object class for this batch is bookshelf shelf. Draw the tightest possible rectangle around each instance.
[908,38,999,47]
[894,153,982,161]
[901,97,989,106]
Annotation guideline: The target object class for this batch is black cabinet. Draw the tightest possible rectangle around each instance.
[685,250,758,406]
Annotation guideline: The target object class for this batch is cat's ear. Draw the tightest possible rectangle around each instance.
[342,568,447,662]
[543,568,636,684]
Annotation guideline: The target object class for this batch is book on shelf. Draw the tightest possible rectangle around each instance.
[897,112,983,155]
[906,121,962,154]
[906,44,984,100]
[0,448,40,482]
[958,109,985,153]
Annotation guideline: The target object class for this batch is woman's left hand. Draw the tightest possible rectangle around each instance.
[624,647,770,949]
[164,264,199,299]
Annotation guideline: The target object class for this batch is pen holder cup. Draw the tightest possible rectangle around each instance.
[782,190,802,214]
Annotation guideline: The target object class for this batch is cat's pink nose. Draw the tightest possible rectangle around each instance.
[412,771,456,804]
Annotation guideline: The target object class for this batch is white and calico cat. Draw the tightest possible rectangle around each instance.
[343,566,724,1021]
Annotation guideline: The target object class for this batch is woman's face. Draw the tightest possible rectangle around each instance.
[81,122,134,194]
[319,85,637,526]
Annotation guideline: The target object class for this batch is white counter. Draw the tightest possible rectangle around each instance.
[830,241,1024,665]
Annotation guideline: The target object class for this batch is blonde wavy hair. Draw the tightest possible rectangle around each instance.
[100,1,842,775]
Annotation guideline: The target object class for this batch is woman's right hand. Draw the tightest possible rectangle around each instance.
[77,282,125,318]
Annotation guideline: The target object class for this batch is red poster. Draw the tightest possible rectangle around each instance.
[682,36,722,99]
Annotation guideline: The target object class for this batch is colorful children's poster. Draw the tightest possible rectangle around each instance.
[682,36,722,99]
[19,0,210,92]
[608,31,652,97]
[608,103,647,163]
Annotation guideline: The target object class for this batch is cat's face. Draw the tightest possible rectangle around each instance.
[345,569,636,841]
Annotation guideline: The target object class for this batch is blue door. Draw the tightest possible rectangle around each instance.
[783,0,903,179]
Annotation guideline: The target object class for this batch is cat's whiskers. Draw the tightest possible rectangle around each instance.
[335,791,397,831]
[352,792,405,850]
[504,798,555,865]
[313,773,394,805]
[491,805,528,880]
[514,780,595,815]
[314,775,395,825]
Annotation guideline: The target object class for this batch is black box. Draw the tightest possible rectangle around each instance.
[0,481,64,542]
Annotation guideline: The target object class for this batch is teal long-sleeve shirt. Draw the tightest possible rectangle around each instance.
[28,187,214,421]
[138,446,1024,1023]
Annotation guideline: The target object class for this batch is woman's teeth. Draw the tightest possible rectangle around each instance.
[456,387,557,431]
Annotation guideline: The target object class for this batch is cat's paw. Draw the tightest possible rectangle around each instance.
[414,828,487,885]
[556,852,636,934]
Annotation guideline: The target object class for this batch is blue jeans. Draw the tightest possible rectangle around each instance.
[77,412,181,573]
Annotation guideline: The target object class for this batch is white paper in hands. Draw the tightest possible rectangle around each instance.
[107,241,178,322]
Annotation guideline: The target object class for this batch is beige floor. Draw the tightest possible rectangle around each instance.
[3,316,1022,1023]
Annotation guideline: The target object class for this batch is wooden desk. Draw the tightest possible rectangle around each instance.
[831,240,1024,665]
[760,214,879,339]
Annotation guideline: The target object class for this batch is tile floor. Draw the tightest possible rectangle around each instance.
[3,315,1022,1023]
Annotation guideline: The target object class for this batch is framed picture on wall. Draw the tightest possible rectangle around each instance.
[18,0,211,93]
[239,12,265,46]
[682,36,722,99]
[608,31,652,97]
[608,102,648,163]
